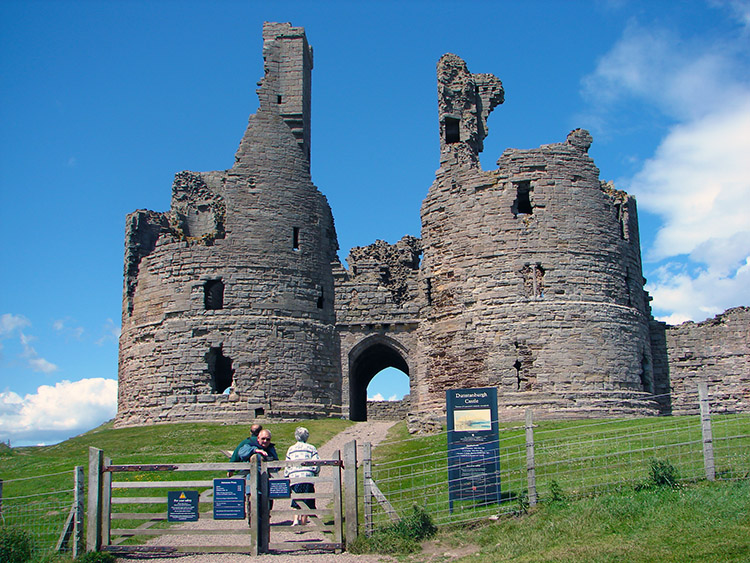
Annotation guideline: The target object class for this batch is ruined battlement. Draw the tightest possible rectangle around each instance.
[116,23,748,428]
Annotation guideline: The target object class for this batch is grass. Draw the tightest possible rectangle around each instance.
[2,413,749,561]
[367,414,750,528]
[0,417,354,558]
[416,480,750,562]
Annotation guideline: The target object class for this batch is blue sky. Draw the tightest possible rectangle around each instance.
[1,0,748,446]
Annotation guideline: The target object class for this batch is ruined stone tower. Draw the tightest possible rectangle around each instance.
[414,54,659,420]
[117,23,340,425]
[117,24,748,428]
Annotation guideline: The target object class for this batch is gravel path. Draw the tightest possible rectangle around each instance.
[115,421,398,563]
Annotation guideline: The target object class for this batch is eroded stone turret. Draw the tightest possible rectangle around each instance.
[117,22,340,427]
[437,53,504,166]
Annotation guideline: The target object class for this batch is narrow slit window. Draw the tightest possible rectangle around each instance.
[317,288,324,309]
[277,95,282,104]
[204,279,224,310]
[445,117,460,144]
[515,180,533,215]
[293,227,300,251]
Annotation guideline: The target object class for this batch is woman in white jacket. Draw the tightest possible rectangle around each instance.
[284,427,320,525]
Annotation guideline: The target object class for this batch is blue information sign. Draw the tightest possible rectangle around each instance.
[446,388,501,512]
[168,491,199,522]
[269,478,291,499]
[213,478,246,520]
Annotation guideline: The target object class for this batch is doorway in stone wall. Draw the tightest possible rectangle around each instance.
[348,336,409,421]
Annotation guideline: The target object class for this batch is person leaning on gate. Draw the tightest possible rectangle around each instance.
[227,422,263,477]
[284,426,320,526]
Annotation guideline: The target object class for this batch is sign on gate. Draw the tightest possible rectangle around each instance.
[167,491,199,522]
[213,478,245,519]
[269,478,291,498]
[446,388,501,512]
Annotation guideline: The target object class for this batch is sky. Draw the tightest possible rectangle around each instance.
[1,0,748,446]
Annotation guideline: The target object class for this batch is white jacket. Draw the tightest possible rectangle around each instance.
[284,441,320,480]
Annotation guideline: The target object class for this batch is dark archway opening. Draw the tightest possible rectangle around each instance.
[206,346,234,394]
[350,342,408,422]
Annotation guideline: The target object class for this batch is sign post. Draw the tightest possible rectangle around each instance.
[446,387,501,513]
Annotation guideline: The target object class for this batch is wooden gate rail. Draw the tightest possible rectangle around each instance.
[87,442,359,556]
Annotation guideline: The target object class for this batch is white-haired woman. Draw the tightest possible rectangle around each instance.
[284,427,320,526]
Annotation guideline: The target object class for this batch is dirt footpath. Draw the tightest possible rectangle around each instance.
[115,421,398,563]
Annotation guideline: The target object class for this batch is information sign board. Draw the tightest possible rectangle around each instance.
[213,478,246,520]
[269,478,291,499]
[167,491,199,522]
[446,388,501,512]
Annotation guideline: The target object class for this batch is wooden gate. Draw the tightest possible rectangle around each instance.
[87,442,359,556]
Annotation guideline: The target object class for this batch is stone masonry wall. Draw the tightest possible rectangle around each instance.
[117,23,340,426]
[415,54,659,423]
[334,237,422,420]
[117,25,747,429]
[657,307,750,415]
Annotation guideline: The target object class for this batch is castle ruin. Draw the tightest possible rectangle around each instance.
[116,23,749,428]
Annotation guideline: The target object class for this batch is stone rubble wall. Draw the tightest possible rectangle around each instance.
[117,24,747,430]
[414,53,659,422]
[366,396,411,421]
[657,307,750,415]
[334,237,422,419]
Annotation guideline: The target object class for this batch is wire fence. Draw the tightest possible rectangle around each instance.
[366,394,750,529]
[0,469,80,555]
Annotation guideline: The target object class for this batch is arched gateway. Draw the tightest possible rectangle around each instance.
[348,335,410,421]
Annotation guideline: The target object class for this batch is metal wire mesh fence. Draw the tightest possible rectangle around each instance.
[365,395,750,531]
[0,468,81,555]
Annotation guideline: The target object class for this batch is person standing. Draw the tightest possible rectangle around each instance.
[284,426,319,525]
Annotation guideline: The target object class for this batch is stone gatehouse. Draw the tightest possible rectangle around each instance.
[115,22,749,428]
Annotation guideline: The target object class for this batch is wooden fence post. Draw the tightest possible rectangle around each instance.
[363,442,373,537]
[0,478,3,520]
[698,383,715,481]
[73,465,84,558]
[525,409,537,506]
[343,440,358,546]
[102,457,112,547]
[332,450,344,553]
[87,447,103,552]
[249,456,260,555]
[259,464,270,553]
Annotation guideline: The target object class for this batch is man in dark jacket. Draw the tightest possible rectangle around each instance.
[227,423,264,476]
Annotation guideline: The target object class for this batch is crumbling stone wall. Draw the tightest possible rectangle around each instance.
[334,236,422,420]
[414,54,659,423]
[653,307,750,415]
[367,396,411,421]
[117,24,747,429]
[117,23,340,426]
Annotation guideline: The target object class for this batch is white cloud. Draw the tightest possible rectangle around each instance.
[367,392,401,402]
[628,101,750,263]
[0,378,117,446]
[713,0,750,28]
[1,313,60,372]
[96,318,121,346]
[1,313,30,336]
[647,258,750,323]
[582,20,750,322]
[53,317,85,340]
[19,332,58,373]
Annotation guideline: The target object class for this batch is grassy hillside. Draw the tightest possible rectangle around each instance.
[2,415,748,562]
[423,479,750,563]
[0,417,354,558]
